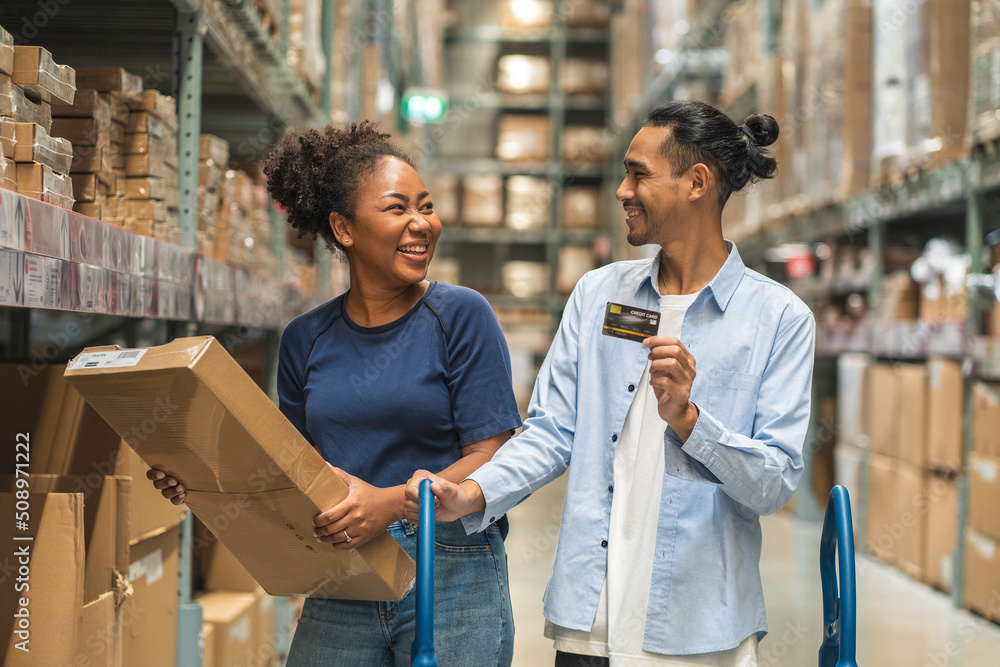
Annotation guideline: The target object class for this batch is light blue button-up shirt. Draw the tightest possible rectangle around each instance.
[464,242,815,655]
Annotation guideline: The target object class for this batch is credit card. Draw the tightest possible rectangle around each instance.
[602,302,659,343]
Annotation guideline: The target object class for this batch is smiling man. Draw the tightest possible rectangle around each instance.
[406,100,816,667]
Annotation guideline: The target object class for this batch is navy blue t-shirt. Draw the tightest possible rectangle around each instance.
[278,282,522,488]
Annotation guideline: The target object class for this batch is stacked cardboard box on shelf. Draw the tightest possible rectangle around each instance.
[51,89,114,220]
[966,377,1000,621]
[461,173,504,227]
[497,55,550,94]
[560,186,600,229]
[871,0,970,185]
[718,0,764,110]
[505,175,550,230]
[498,0,553,31]
[560,59,608,96]
[124,90,179,239]
[198,133,229,258]
[496,114,550,162]
[969,0,1000,147]
[562,125,611,167]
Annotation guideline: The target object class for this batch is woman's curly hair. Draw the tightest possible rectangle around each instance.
[262,121,414,253]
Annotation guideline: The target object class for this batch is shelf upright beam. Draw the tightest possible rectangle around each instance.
[172,7,205,666]
[953,157,984,609]
[547,0,567,316]
[173,6,206,253]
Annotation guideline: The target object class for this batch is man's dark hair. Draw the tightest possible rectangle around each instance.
[262,121,414,253]
[643,100,779,207]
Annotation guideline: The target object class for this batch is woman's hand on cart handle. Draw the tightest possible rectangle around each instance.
[403,471,485,524]
[313,465,403,550]
[146,468,187,505]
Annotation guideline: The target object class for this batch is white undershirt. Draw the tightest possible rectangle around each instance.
[546,293,758,666]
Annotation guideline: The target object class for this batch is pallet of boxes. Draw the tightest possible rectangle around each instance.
[0,33,76,210]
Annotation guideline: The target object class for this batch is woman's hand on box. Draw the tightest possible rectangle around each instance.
[146,468,187,505]
[312,465,403,550]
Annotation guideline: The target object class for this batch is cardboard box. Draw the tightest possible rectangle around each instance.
[198,591,257,667]
[0,153,14,191]
[505,175,550,230]
[498,0,553,30]
[0,24,12,76]
[125,152,175,179]
[123,526,179,667]
[79,590,122,667]
[195,517,258,591]
[13,122,73,174]
[0,490,85,666]
[199,134,230,166]
[71,143,112,174]
[560,186,599,229]
[557,245,596,295]
[1,76,52,130]
[16,163,74,209]
[132,89,177,120]
[101,91,131,124]
[126,176,166,201]
[963,528,1000,622]
[125,131,176,156]
[0,117,14,158]
[65,337,416,600]
[503,261,549,298]
[866,452,897,564]
[497,55,550,94]
[126,198,167,223]
[202,622,217,667]
[72,172,101,202]
[894,460,927,581]
[74,201,103,220]
[562,125,611,165]
[51,116,111,147]
[969,454,1000,541]
[837,353,870,448]
[51,88,112,129]
[894,363,928,467]
[126,111,170,137]
[560,58,609,96]
[496,114,550,162]
[927,358,964,471]
[73,67,143,103]
[924,475,958,593]
[254,588,277,665]
[461,174,503,226]
[868,363,896,456]
[11,45,76,104]
[113,440,187,545]
[973,381,1000,459]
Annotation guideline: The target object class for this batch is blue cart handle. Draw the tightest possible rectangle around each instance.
[412,479,438,666]
[818,485,859,667]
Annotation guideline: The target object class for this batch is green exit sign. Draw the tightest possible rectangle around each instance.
[401,88,448,123]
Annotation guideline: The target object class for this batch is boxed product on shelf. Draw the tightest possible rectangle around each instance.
[893,460,928,580]
[973,381,1000,459]
[970,0,1000,145]
[963,527,1000,622]
[50,116,110,148]
[126,176,167,201]
[16,162,74,209]
[719,0,763,107]
[73,66,143,103]
[560,58,609,96]
[199,133,229,167]
[201,623,217,667]
[865,451,898,565]
[927,358,964,471]
[461,173,504,226]
[805,0,871,205]
[502,260,549,297]
[288,0,326,97]
[867,363,895,457]
[125,152,176,180]
[505,175,550,230]
[969,454,1000,541]
[894,363,928,468]
[0,116,13,157]
[429,172,458,224]
[609,0,643,128]
[70,172,106,203]
[51,88,111,124]
[499,0,553,31]
[64,336,416,601]
[0,153,14,190]
[0,489,85,666]
[11,45,75,104]
[924,474,958,593]
[13,122,73,173]
[198,591,263,667]
[875,270,919,320]
[126,110,175,136]
[496,114,550,162]
[497,55,551,94]
[560,186,599,229]
[562,125,611,166]
[836,353,870,449]
[557,245,596,295]
[132,89,177,119]
[0,74,53,131]
[872,0,970,183]
[563,0,611,28]
[0,23,12,76]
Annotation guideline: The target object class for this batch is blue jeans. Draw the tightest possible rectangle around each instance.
[286,519,514,667]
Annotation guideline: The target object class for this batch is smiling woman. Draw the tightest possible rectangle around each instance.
[148,121,522,666]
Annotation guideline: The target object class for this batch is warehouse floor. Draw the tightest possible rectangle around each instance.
[504,477,1000,666]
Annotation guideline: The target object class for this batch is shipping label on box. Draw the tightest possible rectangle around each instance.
[64,336,416,600]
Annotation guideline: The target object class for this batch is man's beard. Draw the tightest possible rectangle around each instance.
[627,215,660,246]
